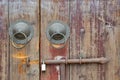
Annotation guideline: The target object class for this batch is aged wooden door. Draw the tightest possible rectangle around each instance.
[41,0,120,80]
[0,0,120,80]
[0,0,40,80]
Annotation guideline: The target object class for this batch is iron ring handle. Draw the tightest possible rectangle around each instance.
[11,32,27,49]
[50,33,66,49]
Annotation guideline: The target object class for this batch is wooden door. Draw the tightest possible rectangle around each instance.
[0,0,120,80]
[41,0,120,80]
[0,0,40,80]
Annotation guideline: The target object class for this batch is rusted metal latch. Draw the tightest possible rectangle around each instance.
[18,57,109,73]
[22,57,109,65]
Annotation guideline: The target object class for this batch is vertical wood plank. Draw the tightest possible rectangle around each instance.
[41,0,69,80]
[69,0,106,80]
[104,0,120,80]
[94,0,106,80]
[8,0,40,80]
[0,0,9,80]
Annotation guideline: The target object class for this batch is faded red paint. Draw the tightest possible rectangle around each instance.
[70,0,83,55]
[94,1,106,80]
[47,0,69,80]
[49,44,67,80]
[49,46,67,58]
[49,66,59,80]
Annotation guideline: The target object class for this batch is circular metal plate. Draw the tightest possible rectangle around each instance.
[46,20,70,44]
[9,20,34,45]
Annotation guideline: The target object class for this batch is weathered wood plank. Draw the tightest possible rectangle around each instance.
[69,0,106,80]
[104,0,120,80]
[8,0,40,80]
[0,0,9,80]
[0,0,119,80]
[41,0,69,80]
[95,0,106,80]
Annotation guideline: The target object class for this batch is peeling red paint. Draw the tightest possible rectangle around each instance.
[48,44,67,80]
[46,0,69,80]
[70,0,83,56]
[41,0,119,80]
[49,44,67,80]
[90,1,107,80]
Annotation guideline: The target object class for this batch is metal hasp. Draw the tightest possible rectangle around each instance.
[9,20,34,48]
[18,57,109,74]
[46,20,70,49]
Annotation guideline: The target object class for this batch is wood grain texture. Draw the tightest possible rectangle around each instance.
[0,0,119,80]
[104,0,120,80]
[8,0,40,80]
[41,0,69,80]
[69,0,105,80]
[0,0,9,80]
[69,0,120,80]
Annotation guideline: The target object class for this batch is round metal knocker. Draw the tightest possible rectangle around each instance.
[46,20,70,49]
[9,20,34,48]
